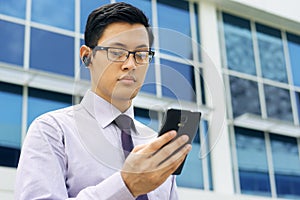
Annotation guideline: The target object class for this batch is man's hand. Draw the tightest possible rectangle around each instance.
[121,130,192,197]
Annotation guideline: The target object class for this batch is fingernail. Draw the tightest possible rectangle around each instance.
[181,135,189,142]
[185,144,192,151]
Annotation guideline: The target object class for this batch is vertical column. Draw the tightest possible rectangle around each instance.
[199,1,234,194]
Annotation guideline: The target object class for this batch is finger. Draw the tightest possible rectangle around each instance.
[132,144,147,152]
[159,144,192,173]
[139,130,177,154]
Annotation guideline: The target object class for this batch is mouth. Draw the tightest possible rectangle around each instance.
[118,75,136,85]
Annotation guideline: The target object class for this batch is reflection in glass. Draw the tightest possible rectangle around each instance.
[0,0,26,19]
[31,0,74,30]
[287,33,300,87]
[134,107,158,131]
[0,82,22,149]
[30,28,74,77]
[160,59,196,102]
[264,85,293,122]
[27,88,72,127]
[157,0,192,59]
[229,76,261,118]
[222,13,256,75]
[0,20,24,66]
[256,24,287,83]
[270,134,300,198]
[235,127,271,196]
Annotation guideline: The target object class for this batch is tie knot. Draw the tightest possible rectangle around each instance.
[114,114,132,131]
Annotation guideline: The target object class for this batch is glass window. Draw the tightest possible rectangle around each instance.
[134,107,159,131]
[30,28,74,77]
[256,24,287,83]
[222,13,256,75]
[270,134,300,198]
[0,146,20,168]
[264,85,293,122]
[177,120,210,189]
[229,76,261,118]
[141,62,156,94]
[0,20,24,66]
[287,33,300,87]
[0,0,26,19]
[235,127,271,196]
[31,0,74,31]
[27,88,73,126]
[161,59,196,102]
[157,0,192,59]
[80,0,110,33]
[0,82,22,149]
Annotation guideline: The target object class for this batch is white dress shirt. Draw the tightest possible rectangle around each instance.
[15,90,178,200]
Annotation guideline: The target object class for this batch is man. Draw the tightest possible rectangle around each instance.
[15,2,191,199]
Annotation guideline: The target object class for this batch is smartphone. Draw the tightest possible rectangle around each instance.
[158,108,201,175]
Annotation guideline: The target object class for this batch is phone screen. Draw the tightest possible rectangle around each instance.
[158,108,201,174]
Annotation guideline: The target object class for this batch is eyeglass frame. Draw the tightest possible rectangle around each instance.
[92,46,155,64]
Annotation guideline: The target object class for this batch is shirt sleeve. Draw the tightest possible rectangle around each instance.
[14,115,135,200]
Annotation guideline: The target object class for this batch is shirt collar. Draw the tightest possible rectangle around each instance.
[80,90,135,129]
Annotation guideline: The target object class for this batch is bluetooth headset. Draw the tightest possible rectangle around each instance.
[82,55,91,66]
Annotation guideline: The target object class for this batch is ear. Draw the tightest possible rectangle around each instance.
[80,45,92,66]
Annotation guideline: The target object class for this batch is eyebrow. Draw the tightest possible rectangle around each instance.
[109,42,149,49]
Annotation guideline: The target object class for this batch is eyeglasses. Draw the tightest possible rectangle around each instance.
[93,46,155,64]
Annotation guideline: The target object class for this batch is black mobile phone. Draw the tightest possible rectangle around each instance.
[158,108,201,175]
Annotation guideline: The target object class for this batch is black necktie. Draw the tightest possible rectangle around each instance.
[114,115,149,200]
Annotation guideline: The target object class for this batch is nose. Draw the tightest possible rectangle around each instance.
[121,53,137,71]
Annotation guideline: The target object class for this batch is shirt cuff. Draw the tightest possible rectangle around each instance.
[94,172,135,200]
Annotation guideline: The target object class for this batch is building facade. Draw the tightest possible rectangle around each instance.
[0,0,299,199]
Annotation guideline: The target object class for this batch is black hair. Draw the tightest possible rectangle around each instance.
[84,2,154,48]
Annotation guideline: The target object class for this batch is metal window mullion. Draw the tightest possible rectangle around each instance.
[199,121,209,190]
[74,0,81,82]
[264,133,277,198]
[21,86,28,146]
[229,125,241,194]
[23,0,32,70]
[151,0,162,99]
[189,2,202,106]
[282,31,299,125]
[251,20,267,119]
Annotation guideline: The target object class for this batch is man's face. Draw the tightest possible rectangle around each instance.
[89,22,150,104]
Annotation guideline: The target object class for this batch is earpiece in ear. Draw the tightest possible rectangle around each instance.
[82,56,91,66]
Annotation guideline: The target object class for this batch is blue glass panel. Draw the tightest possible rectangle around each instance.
[0,0,26,19]
[80,0,110,33]
[256,24,287,83]
[0,82,22,149]
[223,13,256,75]
[275,174,300,199]
[161,59,196,102]
[287,33,300,87]
[31,0,74,30]
[239,170,271,196]
[264,85,293,122]
[134,107,158,131]
[141,62,156,94]
[157,0,192,59]
[27,88,72,126]
[0,20,24,66]
[30,28,74,76]
[270,134,300,198]
[235,127,271,196]
[230,76,261,117]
